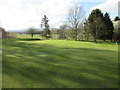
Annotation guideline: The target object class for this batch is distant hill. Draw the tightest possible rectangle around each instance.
[7,28,42,33]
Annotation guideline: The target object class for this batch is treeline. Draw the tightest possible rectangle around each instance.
[27,5,120,43]
[50,9,120,43]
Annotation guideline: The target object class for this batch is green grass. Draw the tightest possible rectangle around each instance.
[2,38,118,88]
[15,34,44,39]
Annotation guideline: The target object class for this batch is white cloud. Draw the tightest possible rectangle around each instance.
[0,0,28,30]
[0,0,75,31]
[90,0,119,13]
[0,0,113,31]
[75,0,107,2]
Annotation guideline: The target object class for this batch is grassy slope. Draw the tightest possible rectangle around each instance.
[2,39,118,88]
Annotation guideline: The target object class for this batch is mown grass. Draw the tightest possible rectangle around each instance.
[2,38,118,88]
[15,34,44,39]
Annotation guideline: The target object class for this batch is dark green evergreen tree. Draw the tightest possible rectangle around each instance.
[88,9,104,42]
[41,15,50,39]
[103,12,114,41]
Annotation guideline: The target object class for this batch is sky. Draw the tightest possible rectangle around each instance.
[0,0,119,31]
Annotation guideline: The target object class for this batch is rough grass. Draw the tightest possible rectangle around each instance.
[2,38,118,88]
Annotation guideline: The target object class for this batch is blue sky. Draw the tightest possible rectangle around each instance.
[76,1,118,20]
[77,2,105,17]
[0,0,119,31]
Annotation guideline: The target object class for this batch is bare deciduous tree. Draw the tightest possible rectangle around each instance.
[67,5,85,41]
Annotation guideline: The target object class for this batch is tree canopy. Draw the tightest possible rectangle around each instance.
[114,16,120,21]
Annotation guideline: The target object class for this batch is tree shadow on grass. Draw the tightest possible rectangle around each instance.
[2,39,118,88]
[79,40,116,45]
[3,58,118,88]
[19,38,41,41]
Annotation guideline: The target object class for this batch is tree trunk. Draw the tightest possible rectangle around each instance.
[74,27,78,41]
[103,39,106,42]
[94,38,96,42]
[74,30,77,41]
[75,37,77,41]
[86,34,89,41]
[110,37,113,42]
[94,36,97,43]
[87,37,89,42]
[31,34,33,38]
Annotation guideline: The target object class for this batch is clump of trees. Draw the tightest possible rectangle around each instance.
[50,8,119,43]
[0,27,15,39]
[113,16,120,42]
[50,28,59,39]
[59,24,68,39]
[84,9,114,42]
[24,6,120,43]
[39,8,119,43]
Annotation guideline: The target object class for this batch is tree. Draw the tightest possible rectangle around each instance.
[113,16,120,42]
[50,28,59,39]
[67,5,85,41]
[77,22,84,41]
[113,19,120,42]
[103,12,114,41]
[41,15,50,39]
[88,9,104,42]
[59,24,68,39]
[114,16,120,21]
[27,27,36,38]
[84,19,91,41]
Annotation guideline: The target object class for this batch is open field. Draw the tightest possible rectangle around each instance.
[2,38,118,88]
